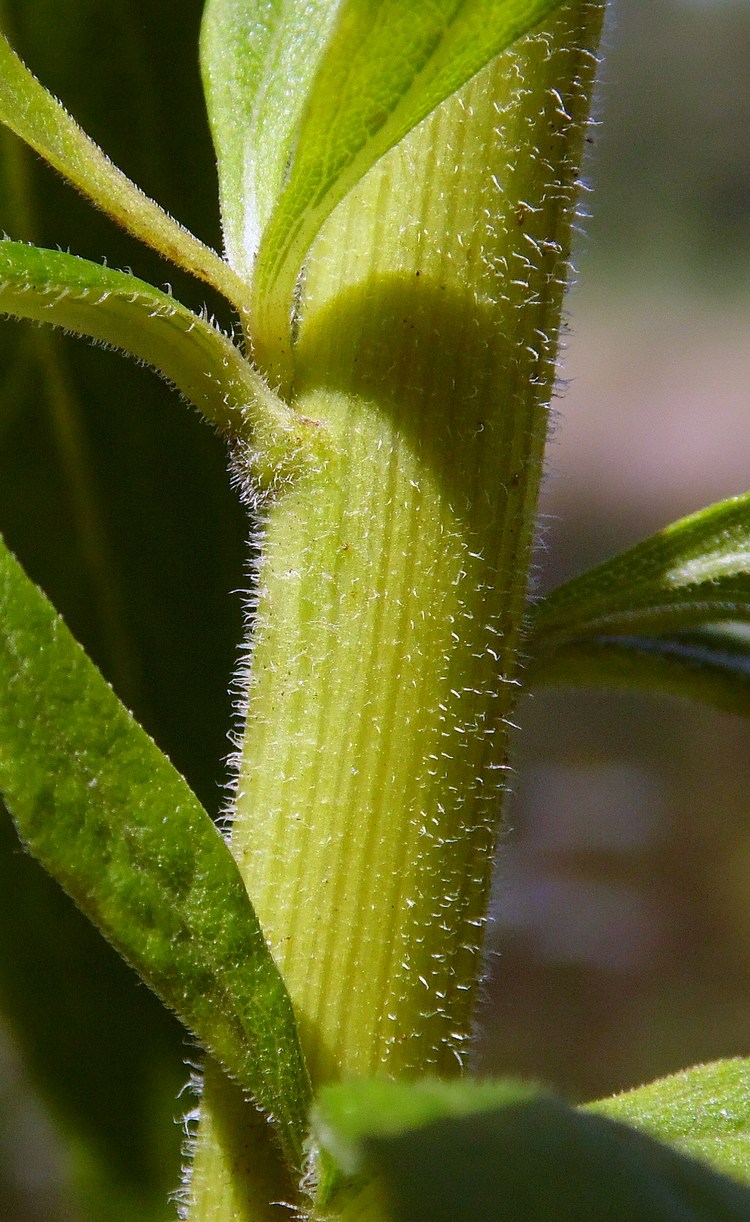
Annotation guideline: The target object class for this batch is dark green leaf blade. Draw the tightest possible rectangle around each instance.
[314,1077,750,1221]
[588,1059,750,1188]
[0,807,185,1222]
[0,537,310,1170]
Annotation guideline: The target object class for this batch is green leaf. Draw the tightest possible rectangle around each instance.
[313,1077,750,1221]
[526,492,750,713]
[529,626,750,717]
[531,492,750,647]
[0,537,311,1171]
[0,22,253,1206]
[315,1078,542,1178]
[0,239,247,435]
[201,0,568,381]
[0,240,315,485]
[0,29,250,314]
[200,0,341,286]
[588,1059,750,1188]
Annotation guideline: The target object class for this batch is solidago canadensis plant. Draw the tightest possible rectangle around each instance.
[1,2,749,1219]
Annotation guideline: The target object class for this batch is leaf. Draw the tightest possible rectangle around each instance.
[0,238,248,436]
[0,240,312,485]
[313,1077,750,1221]
[315,1077,542,1178]
[201,0,569,380]
[200,0,341,285]
[531,492,750,648]
[0,28,252,1206]
[526,492,750,713]
[0,29,250,314]
[587,1059,750,1187]
[529,626,750,718]
[0,537,311,1171]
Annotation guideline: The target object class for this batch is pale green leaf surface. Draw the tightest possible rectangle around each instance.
[0,31,250,313]
[0,538,311,1170]
[201,0,568,378]
[0,240,311,484]
[588,1059,750,1187]
[530,492,750,652]
[313,1077,750,1220]
[200,0,341,284]
[528,626,750,717]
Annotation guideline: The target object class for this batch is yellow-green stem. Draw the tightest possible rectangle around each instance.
[188,5,604,1218]
[235,4,603,1084]
[188,1062,297,1222]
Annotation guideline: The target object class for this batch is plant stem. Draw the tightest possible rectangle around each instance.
[187,1063,297,1222]
[188,3,604,1215]
[236,1,604,1083]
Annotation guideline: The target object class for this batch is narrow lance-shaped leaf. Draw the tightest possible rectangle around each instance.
[0,537,311,1170]
[0,240,317,489]
[201,0,569,382]
[313,1077,750,1221]
[531,492,750,648]
[526,492,750,715]
[530,626,750,719]
[0,31,251,316]
[587,1058,750,1188]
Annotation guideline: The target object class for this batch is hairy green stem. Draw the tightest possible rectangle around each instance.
[188,5,604,1217]
[236,2,604,1084]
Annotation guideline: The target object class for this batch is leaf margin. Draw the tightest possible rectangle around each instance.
[0,29,251,316]
[0,239,323,489]
[0,535,311,1170]
[526,491,750,716]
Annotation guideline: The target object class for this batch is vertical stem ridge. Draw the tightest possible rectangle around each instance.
[230,0,605,1085]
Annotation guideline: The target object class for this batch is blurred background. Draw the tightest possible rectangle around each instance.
[479,0,750,1103]
[0,0,749,1217]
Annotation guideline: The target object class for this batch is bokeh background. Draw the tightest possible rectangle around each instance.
[0,0,749,1218]
[479,0,750,1103]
